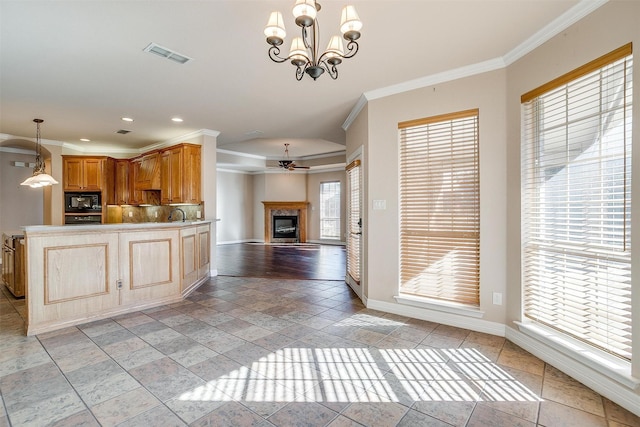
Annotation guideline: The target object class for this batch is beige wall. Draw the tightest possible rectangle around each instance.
[248,170,349,243]
[506,0,640,328]
[347,1,640,413]
[363,69,508,324]
[0,150,45,232]
[345,103,368,295]
[306,170,346,242]
[505,1,640,381]
[217,171,254,243]
[263,172,307,201]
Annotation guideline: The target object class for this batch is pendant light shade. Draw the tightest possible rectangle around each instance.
[20,119,59,188]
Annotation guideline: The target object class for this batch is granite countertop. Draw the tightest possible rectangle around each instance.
[23,220,212,235]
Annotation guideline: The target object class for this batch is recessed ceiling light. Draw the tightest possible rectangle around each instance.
[121,117,134,122]
[171,117,183,122]
[80,138,91,142]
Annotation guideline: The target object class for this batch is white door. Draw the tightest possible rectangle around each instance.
[345,157,362,295]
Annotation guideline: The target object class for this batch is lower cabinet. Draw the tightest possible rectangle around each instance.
[180,224,210,294]
[118,229,181,306]
[25,222,211,335]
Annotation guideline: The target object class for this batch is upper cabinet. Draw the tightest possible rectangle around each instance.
[63,144,201,208]
[114,160,130,205]
[134,152,161,190]
[160,144,201,204]
[62,157,103,191]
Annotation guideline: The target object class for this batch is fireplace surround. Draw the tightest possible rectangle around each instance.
[262,201,309,243]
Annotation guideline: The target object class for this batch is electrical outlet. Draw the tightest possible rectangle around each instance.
[128,211,133,217]
[196,210,201,219]
[492,292,503,305]
[154,211,158,218]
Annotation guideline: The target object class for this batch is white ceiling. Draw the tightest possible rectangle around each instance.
[1,0,590,161]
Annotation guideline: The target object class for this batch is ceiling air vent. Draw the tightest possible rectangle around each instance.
[143,42,192,65]
[116,129,131,134]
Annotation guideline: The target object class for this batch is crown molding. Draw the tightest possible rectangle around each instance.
[342,0,608,131]
[503,0,609,65]
[217,148,266,160]
[0,146,35,155]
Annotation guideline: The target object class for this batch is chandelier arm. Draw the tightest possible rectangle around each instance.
[295,65,306,81]
[268,45,292,63]
[341,40,359,59]
[327,63,338,80]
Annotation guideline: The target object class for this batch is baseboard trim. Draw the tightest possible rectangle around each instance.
[506,326,640,417]
[366,298,506,337]
[308,240,346,246]
[216,239,259,245]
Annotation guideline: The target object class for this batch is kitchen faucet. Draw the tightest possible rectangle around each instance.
[168,207,186,222]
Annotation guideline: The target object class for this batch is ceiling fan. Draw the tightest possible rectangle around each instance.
[277,143,310,171]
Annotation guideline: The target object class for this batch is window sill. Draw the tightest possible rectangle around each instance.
[515,321,639,390]
[395,294,484,318]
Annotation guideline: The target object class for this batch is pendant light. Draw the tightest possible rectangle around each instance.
[20,119,59,188]
[264,0,362,81]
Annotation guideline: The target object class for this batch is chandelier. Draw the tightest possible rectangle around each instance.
[20,119,59,188]
[264,0,362,81]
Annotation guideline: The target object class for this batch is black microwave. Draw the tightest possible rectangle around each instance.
[65,192,102,213]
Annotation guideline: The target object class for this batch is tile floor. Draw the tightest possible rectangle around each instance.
[1,276,639,427]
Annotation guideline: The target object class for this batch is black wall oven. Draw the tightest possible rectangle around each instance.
[65,192,102,213]
[64,192,103,225]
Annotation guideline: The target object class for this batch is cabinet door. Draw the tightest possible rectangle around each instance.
[197,224,210,280]
[182,145,201,204]
[161,147,185,204]
[160,151,171,204]
[115,160,130,205]
[129,159,143,205]
[169,147,184,203]
[82,159,103,190]
[135,152,161,190]
[63,158,84,190]
[119,229,180,305]
[63,157,103,191]
[180,226,198,291]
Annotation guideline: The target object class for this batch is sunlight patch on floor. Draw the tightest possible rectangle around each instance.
[178,347,543,404]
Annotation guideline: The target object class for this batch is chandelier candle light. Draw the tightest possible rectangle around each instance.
[20,119,59,188]
[264,0,362,80]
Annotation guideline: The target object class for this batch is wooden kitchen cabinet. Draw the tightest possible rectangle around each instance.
[128,158,143,205]
[24,221,211,335]
[134,152,161,190]
[160,144,201,204]
[114,160,130,205]
[62,156,104,191]
[180,223,210,294]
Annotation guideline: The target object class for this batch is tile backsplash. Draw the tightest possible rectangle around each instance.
[106,204,204,223]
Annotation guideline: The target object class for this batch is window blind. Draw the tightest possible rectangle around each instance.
[399,109,480,306]
[346,159,361,284]
[320,181,341,240]
[521,44,632,360]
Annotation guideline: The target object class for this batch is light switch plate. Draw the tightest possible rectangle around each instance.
[373,200,387,210]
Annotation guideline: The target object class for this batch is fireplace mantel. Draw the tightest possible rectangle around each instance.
[262,201,309,243]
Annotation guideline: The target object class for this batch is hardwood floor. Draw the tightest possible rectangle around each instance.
[216,243,346,281]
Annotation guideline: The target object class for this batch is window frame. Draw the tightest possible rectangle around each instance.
[520,43,633,362]
[319,180,341,240]
[398,109,481,308]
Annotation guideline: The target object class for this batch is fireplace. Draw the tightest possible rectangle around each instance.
[262,201,309,243]
[273,216,298,239]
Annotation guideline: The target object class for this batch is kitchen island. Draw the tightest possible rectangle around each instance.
[24,221,211,335]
